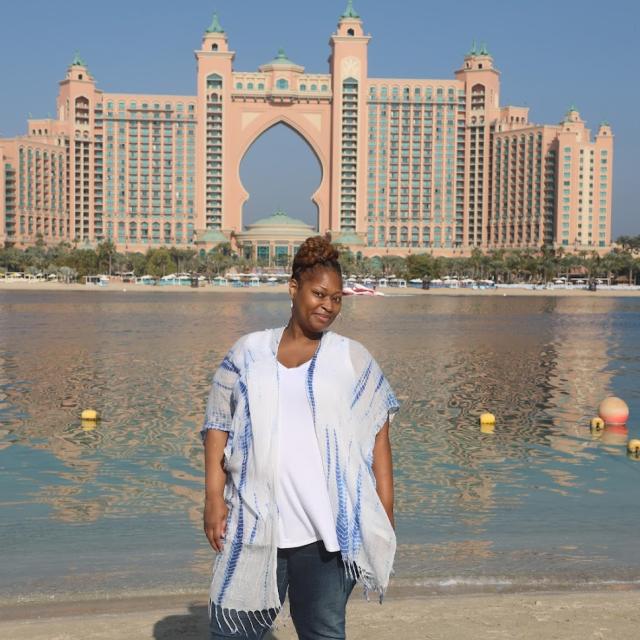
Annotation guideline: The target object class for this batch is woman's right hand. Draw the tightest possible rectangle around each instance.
[204,496,228,552]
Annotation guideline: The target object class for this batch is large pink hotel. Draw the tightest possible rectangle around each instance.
[0,2,614,257]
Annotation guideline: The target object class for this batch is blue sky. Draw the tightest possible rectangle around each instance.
[0,0,637,236]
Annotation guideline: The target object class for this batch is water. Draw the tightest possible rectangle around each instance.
[1,290,639,602]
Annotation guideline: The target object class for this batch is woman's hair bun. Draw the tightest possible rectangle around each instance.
[292,236,342,281]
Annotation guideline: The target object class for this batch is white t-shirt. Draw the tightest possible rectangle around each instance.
[276,360,340,551]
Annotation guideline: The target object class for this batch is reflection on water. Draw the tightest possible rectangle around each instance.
[0,291,639,600]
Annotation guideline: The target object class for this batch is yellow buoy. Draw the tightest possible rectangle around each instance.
[590,417,605,430]
[627,439,640,455]
[81,420,97,432]
[81,409,98,421]
[480,412,496,426]
[480,423,495,435]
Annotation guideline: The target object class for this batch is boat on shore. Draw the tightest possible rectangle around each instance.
[343,283,384,296]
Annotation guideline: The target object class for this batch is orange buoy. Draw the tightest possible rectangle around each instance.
[598,397,629,425]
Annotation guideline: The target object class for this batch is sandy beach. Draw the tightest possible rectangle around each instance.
[1,590,639,639]
[1,280,639,297]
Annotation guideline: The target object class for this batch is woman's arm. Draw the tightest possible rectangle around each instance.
[203,429,229,552]
[372,419,394,529]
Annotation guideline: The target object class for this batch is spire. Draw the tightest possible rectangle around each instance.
[479,42,490,56]
[206,12,224,33]
[71,51,86,67]
[562,105,581,124]
[341,0,360,19]
[467,40,478,56]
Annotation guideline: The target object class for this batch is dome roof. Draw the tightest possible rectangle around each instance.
[331,231,365,246]
[265,48,296,67]
[197,228,228,244]
[247,210,314,230]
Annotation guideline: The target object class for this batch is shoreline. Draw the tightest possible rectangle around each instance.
[1,280,640,297]
[1,588,639,639]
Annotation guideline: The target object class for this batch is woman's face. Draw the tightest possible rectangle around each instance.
[290,266,343,334]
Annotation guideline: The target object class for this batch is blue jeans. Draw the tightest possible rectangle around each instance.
[209,541,356,639]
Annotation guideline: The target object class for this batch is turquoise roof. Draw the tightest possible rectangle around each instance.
[341,0,360,19]
[467,41,491,57]
[71,51,86,67]
[265,48,296,66]
[198,228,228,244]
[562,105,580,124]
[332,231,365,246]
[250,210,313,229]
[206,12,224,34]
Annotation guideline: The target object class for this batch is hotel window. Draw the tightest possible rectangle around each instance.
[207,74,223,89]
[236,82,243,89]
[321,84,328,91]
[276,78,289,90]
[311,84,317,91]
[300,84,306,91]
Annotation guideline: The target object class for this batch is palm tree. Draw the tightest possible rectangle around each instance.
[487,249,505,283]
[505,250,523,283]
[96,240,117,275]
[537,246,558,283]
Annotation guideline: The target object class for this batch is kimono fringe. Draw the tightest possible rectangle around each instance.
[209,599,281,633]
[342,557,387,604]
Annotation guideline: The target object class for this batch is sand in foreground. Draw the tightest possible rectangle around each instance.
[1,590,639,639]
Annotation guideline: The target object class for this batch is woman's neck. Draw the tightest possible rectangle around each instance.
[285,319,322,343]
[277,321,324,368]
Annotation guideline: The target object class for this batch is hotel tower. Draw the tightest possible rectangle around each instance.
[0,2,614,257]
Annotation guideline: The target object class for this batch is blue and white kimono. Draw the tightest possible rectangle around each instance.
[201,327,399,627]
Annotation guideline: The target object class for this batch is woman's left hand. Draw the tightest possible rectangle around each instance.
[204,496,228,552]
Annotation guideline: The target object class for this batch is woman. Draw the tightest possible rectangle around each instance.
[202,236,398,639]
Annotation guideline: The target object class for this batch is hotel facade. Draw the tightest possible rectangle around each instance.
[0,2,614,258]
